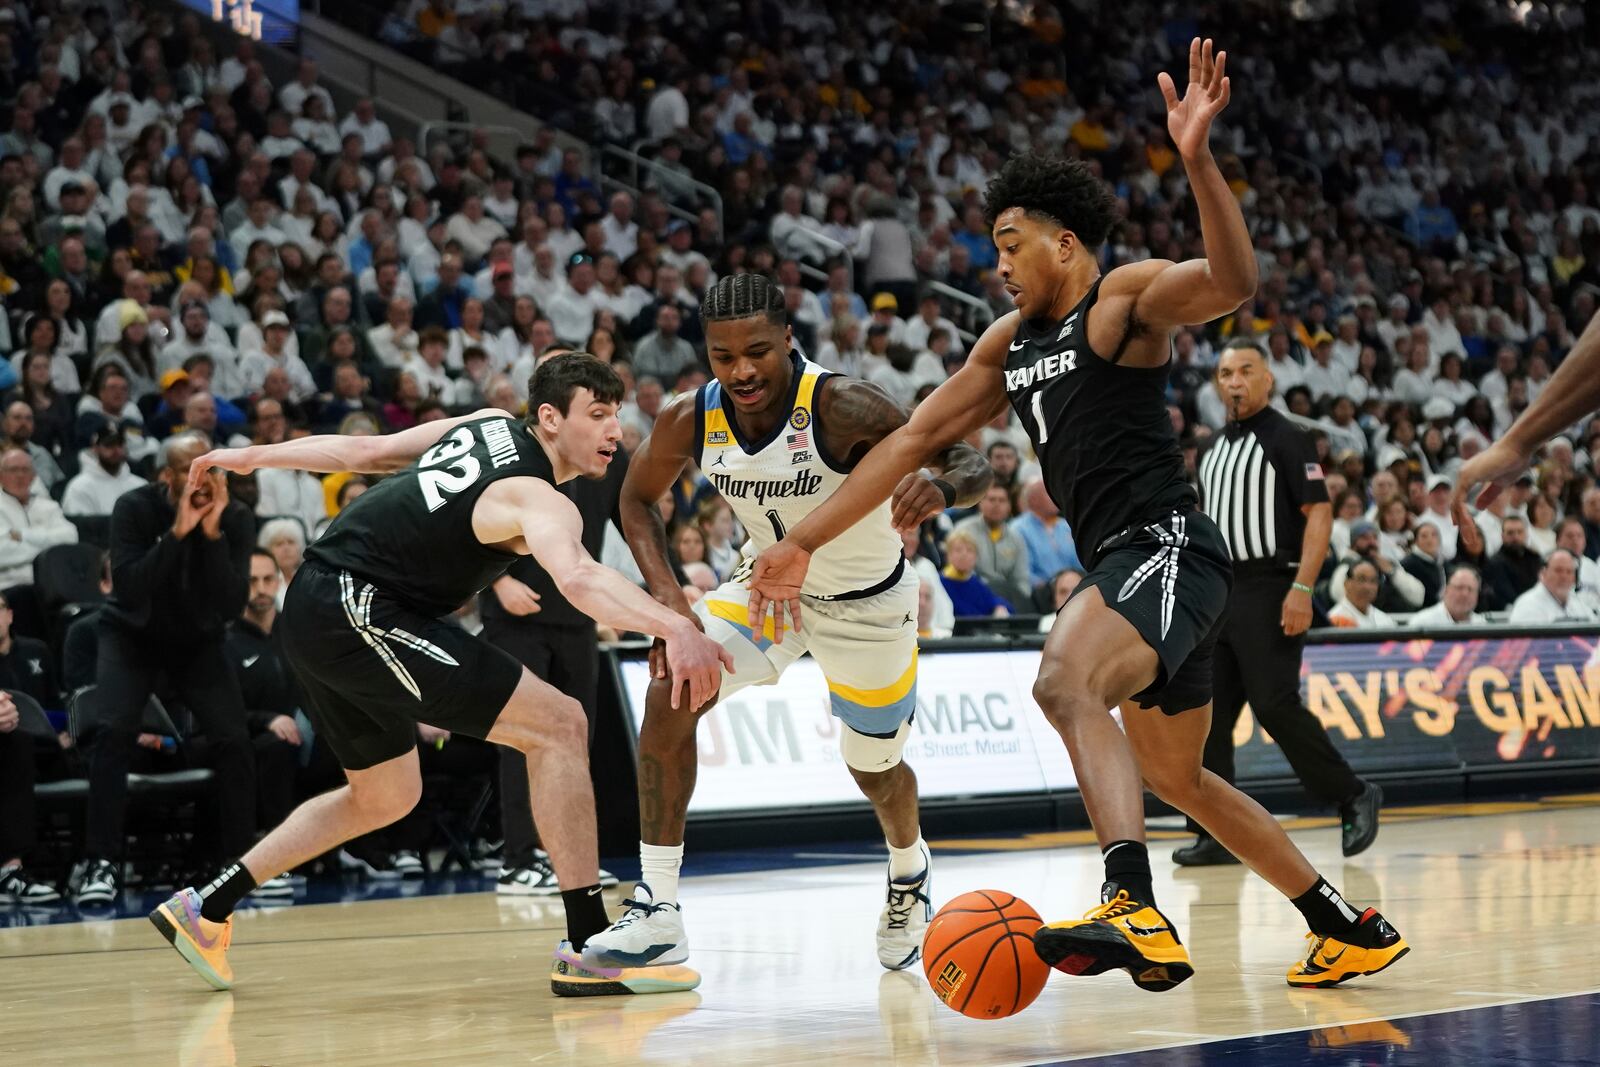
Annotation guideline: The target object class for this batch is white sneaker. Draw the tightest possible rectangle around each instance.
[337,849,402,881]
[876,845,932,971]
[580,884,689,968]
[496,857,560,896]
[252,874,296,898]
[389,850,425,878]
[533,848,619,888]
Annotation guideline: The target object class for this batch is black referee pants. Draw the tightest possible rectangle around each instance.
[482,618,598,867]
[85,621,256,861]
[1189,568,1361,832]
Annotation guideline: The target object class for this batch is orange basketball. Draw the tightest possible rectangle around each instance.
[922,890,1050,1020]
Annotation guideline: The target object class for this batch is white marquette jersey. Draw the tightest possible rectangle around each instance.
[696,353,903,599]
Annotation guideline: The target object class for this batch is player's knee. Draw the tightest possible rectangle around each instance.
[1031,669,1095,728]
[1145,764,1205,809]
[353,777,421,826]
[841,721,911,776]
[502,694,587,756]
[647,675,720,717]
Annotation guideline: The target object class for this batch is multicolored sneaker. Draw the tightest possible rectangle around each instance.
[1287,909,1409,988]
[551,940,701,997]
[1033,889,1194,992]
[150,888,235,991]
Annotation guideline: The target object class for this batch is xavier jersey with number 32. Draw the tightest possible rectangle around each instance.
[308,415,554,617]
[696,353,902,599]
[1001,277,1196,568]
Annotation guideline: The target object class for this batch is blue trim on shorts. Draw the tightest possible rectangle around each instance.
[829,688,917,736]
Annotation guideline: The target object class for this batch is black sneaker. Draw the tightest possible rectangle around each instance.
[1340,781,1382,857]
[75,858,120,906]
[1171,834,1240,867]
[0,862,61,904]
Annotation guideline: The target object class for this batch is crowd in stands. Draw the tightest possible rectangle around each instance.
[0,0,1598,904]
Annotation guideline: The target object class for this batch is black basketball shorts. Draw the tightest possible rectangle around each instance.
[1079,508,1232,715]
[279,560,524,770]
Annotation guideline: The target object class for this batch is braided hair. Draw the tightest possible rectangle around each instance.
[700,272,786,331]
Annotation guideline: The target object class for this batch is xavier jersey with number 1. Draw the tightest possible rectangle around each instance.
[696,353,902,598]
[1001,277,1196,568]
[308,415,552,616]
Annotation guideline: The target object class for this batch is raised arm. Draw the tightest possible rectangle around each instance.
[478,476,733,709]
[618,393,699,617]
[815,376,994,532]
[1453,308,1600,551]
[1111,39,1257,334]
[186,407,510,492]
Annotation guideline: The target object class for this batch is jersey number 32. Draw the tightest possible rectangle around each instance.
[417,425,484,512]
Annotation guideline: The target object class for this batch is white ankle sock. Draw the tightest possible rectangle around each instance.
[888,836,927,880]
[639,842,684,905]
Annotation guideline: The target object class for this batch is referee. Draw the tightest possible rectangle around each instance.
[1176,343,1381,866]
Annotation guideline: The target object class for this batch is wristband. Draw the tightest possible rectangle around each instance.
[931,478,957,509]
[1290,582,1313,595]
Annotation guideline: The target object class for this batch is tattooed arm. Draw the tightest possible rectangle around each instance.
[816,376,994,532]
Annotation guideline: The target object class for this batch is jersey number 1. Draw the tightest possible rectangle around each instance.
[1030,392,1049,444]
[418,425,483,512]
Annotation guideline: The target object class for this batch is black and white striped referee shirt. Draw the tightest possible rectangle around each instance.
[1196,406,1329,566]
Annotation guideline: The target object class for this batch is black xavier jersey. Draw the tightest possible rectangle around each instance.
[307,414,555,616]
[1002,277,1197,568]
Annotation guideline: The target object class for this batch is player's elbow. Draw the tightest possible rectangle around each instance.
[1214,263,1258,308]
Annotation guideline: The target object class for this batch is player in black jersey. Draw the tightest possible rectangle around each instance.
[148,355,731,998]
[750,40,1407,992]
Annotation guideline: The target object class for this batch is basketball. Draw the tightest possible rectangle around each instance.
[922,890,1050,1020]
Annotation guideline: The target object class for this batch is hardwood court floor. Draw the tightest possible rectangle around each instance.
[4,801,1599,1066]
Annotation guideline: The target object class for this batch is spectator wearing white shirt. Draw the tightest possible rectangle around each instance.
[1509,550,1598,624]
[1375,294,1411,355]
[278,59,334,122]
[1301,334,1352,403]
[0,448,77,588]
[158,300,242,398]
[1476,345,1520,403]
[1329,315,1363,373]
[599,192,638,260]
[338,98,392,159]
[900,291,966,360]
[544,257,606,343]
[1390,341,1434,407]
[291,95,341,157]
[1406,565,1486,627]
[239,311,316,402]
[1264,330,1304,396]
[483,174,520,232]
[403,329,454,403]
[867,338,947,410]
[254,403,326,538]
[62,423,147,517]
[1432,352,1477,409]
[1555,518,1600,614]
[229,196,287,264]
[368,296,420,369]
[1328,559,1398,629]
[644,73,691,141]
[445,195,508,266]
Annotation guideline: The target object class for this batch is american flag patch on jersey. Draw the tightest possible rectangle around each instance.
[787,431,809,449]
[1305,463,1325,480]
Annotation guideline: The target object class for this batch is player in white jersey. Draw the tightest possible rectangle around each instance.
[583,274,993,974]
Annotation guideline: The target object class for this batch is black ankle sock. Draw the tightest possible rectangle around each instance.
[1102,840,1155,906]
[1292,876,1365,937]
[198,862,257,922]
[562,885,610,951]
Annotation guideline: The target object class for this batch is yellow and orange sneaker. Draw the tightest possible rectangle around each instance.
[551,941,702,997]
[150,888,235,991]
[1286,909,1409,988]
[1032,889,1194,992]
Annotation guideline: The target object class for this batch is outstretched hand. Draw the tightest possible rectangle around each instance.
[1451,438,1533,555]
[746,540,811,644]
[1158,37,1231,160]
[187,449,255,495]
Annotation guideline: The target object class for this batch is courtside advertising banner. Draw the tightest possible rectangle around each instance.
[616,651,1077,815]
[616,631,1600,816]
